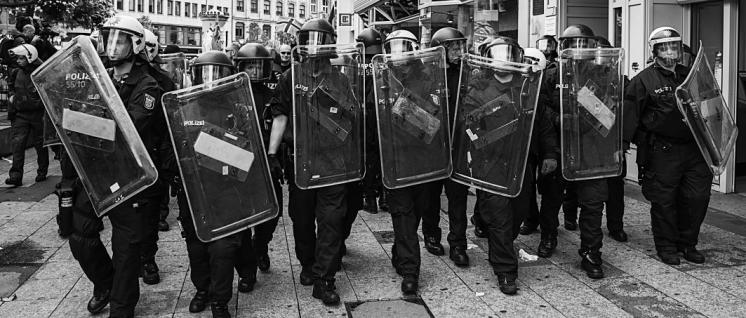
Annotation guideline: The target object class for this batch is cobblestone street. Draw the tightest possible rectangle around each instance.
[3,149,746,317]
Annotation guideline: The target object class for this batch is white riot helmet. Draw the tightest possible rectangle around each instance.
[384,30,419,55]
[99,15,146,64]
[523,48,547,72]
[143,29,160,63]
[9,44,38,64]
[648,27,682,68]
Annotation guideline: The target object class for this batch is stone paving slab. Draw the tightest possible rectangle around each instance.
[2,159,746,317]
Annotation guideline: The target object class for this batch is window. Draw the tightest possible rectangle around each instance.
[310,0,316,13]
[208,5,213,10]
[288,2,294,16]
[263,25,272,39]
[157,0,162,13]
[175,1,180,16]
[251,0,258,13]
[167,0,172,15]
[192,3,197,17]
[299,4,305,18]
[148,0,154,12]
[129,0,135,11]
[237,0,244,11]
[235,22,244,40]
[137,0,143,11]
[201,4,205,13]
[276,1,283,15]
[184,2,190,17]
[264,0,270,14]
[117,0,123,10]
[216,6,221,12]
[224,7,229,15]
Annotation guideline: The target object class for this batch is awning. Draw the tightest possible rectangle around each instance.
[355,0,419,26]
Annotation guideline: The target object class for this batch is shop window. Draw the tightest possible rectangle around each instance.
[263,25,272,38]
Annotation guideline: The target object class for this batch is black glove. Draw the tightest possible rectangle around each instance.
[268,154,283,183]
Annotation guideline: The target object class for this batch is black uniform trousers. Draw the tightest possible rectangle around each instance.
[237,175,283,278]
[522,161,540,228]
[640,140,711,254]
[564,163,626,233]
[343,182,364,241]
[69,189,161,317]
[537,168,565,238]
[9,117,48,179]
[389,182,437,278]
[576,179,608,252]
[421,183,443,242]
[177,193,241,305]
[430,179,469,248]
[477,167,533,274]
[288,180,347,281]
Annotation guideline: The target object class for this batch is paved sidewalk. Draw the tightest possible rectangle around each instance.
[2,148,746,317]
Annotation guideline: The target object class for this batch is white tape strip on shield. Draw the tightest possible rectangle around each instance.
[576,86,615,131]
[193,132,254,172]
[62,108,116,141]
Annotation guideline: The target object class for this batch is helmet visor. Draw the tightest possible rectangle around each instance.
[444,40,467,63]
[299,31,336,46]
[237,59,271,81]
[384,39,418,55]
[486,44,523,63]
[559,37,597,50]
[192,65,234,85]
[536,38,556,51]
[654,41,681,67]
[100,29,134,61]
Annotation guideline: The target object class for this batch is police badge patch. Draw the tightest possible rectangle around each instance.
[144,94,155,110]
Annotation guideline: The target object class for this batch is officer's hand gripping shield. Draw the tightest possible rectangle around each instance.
[291,43,365,189]
[371,46,452,189]
[675,46,738,175]
[160,53,188,89]
[162,72,279,242]
[451,54,541,197]
[30,36,158,216]
[559,48,624,181]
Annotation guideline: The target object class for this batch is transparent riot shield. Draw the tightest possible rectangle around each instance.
[162,72,279,242]
[31,36,157,216]
[42,112,60,147]
[371,46,452,189]
[675,46,738,175]
[292,43,365,189]
[451,54,541,197]
[160,53,188,89]
[559,48,624,181]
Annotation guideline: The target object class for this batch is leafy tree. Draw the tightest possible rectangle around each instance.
[36,0,114,30]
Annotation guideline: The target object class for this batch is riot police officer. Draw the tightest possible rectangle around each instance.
[556,24,614,278]
[474,36,558,294]
[170,51,242,318]
[355,28,383,215]
[380,29,446,295]
[267,18,347,305]
[67,15,168,317]
[624,27,709,265]
[232,43,284,290]
[427,26,470,266]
